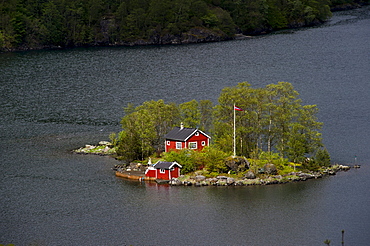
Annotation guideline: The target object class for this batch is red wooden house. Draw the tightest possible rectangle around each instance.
[145,161,182,180]
[164,124,211,152]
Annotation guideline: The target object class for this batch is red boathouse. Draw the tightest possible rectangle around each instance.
[145,161,182,180]
[164,123,211,152]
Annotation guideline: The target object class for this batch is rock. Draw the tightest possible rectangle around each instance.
[85,144,96,150]
[258,168,265,174]
[195,175,206,182]
[216,180,227,186]
[338,165,350,171]
[274,175,283,180]
[244,171,256,179]
[169,178,182,186]
[216,176,228,180]
[298,172,315,179]
[99,141,112,146]
[264,163,278,175]
[328,170,336,175]
[227,177,235,185]
[225,156,250,172]
[207,178,218,184]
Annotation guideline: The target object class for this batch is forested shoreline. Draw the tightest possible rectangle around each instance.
[1,0,368,52]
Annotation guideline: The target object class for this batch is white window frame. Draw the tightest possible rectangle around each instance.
[160,169,165,173]
[201,141,206,146]
[195,132,199,136]
[176,142,182,149]
[189,142,197,149]
[166,141,170,146]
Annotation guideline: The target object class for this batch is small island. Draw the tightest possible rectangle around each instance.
[74,140,356,186]
[74,82,359,186]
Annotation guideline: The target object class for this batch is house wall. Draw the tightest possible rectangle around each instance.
[165,140,185,152]
[171,167,180,178]
[165,133,209,152]
[187,134,209,151]
[156,169,170,180]
[145,169,156,178]
[154,167,180,180]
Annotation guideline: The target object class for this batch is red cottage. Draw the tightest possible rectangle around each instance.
[145,161,182,180]
[164,124,211,152]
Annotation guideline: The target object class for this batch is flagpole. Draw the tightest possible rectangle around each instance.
[233,103,236,157]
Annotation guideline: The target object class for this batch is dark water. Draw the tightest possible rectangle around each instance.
[1,7,370,246]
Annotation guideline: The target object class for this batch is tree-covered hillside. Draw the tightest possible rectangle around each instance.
[1,0,367,51]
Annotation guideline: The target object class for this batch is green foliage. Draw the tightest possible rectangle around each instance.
[163,149,200,174]
[0,0,350,51]
[0,30,4,48]
[163,146,229,174]
[179,99,201,128]
[117,100,180,162]
[109,132,118,147]
[199,100,214,132]
[198,146,229,173]
[213,82,324,162]
[314,148,331,167]
[258,151,289,169]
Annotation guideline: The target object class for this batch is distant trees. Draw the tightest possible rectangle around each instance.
[1,0,362,51]
[115,82,327,166]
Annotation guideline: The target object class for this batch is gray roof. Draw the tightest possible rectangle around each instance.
[153,161,182,169]
[164,127,210,141]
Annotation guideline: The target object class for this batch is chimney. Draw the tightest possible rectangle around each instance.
[180,122,184,129]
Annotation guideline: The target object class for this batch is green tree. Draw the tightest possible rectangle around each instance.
[163,148,199,174]
[136,99,180,152]
[200,146,229,173]
[179,99,201,128]
[199,99,214,132]
[265,82,302,155]
[117,99,180,161]
[266,0,288,29]
[41,1,64,45]
[314,148,331,167]
[214,82,255,156]
[116,129,141,162]
[213,82,324,162]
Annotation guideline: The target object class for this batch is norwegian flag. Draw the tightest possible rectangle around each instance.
[234,105,243,111]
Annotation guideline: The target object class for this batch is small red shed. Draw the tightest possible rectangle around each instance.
[164,124,211,152]
[145,161,182,180]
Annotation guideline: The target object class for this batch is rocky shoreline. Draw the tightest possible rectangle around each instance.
[73,141,116,156]
[74,142,359,187]
[170,164,356,187]
[113,163,359,187]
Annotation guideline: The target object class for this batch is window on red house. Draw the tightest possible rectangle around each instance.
[189,142,197,149]
[176,142,182,149]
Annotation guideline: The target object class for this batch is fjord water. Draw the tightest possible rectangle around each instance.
[1,7,369,245]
